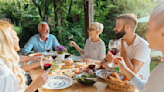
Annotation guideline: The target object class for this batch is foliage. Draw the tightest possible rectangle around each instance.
[14,26,21,35]
[19,18,42,48]
[53,21,85,55]
[0,0,38,27]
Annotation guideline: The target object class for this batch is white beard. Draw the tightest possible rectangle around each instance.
[43,34,49,38]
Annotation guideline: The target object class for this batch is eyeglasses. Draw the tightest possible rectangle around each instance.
[88,29,95,32]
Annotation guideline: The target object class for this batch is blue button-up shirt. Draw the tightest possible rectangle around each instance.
[21,34,60,55]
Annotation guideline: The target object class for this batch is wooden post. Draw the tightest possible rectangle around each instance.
[84,0,94,41]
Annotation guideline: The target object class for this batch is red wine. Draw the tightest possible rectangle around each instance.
[52,55,57,59]
[43,63,51,71]
[110,48,119,55]
[46,49,50,52]
[88,64,95,69]
[69,38,73,41]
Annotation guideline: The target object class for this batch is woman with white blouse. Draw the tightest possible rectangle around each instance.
[111,2,164,92]
[0,20,48,92]
[69,22,106,64]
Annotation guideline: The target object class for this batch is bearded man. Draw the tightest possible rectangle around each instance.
[102,13,151,82]
[21,22,60,55]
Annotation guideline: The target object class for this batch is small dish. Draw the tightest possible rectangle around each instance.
[96,69,117,79]
[75,73,98,85]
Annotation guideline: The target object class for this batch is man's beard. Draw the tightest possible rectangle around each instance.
[115,26,126,40]
[43,34,49,38]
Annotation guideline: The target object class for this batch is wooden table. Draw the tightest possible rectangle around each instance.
[29,68,139,92]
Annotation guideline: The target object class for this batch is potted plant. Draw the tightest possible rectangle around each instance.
[55,45,67,62]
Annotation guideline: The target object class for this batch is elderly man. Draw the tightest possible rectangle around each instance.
[21,22,60,55]
[103,13,151,81]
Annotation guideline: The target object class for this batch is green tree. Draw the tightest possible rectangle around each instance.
[0,0,29,28]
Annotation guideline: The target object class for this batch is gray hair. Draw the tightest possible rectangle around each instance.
[38,22,48,29]
[150,2,164,29]
[90,22,104,34]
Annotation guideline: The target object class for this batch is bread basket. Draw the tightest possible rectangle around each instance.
[104,72,136,92]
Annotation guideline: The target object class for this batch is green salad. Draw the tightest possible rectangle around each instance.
[76,74,96,82]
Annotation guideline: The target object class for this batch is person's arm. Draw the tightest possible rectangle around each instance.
[21,37,34,55]
[112,57,145,91]
[25,72,48,92]
[121,51,144,73]
[21,61,40,72]
[52,35,60,48]
[20,56,40,62]
[69,41,83,54]
[121,40,150,73]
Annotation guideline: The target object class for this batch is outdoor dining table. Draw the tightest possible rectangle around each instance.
[28,67,140,92]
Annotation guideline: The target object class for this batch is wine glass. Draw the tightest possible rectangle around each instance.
[46,46,51,53]
[108,39,121,69]
[68,34,73,41]
[40,55,53,72]
[87,60,96,73]
[52,55,57,60]
[108,39,120,56]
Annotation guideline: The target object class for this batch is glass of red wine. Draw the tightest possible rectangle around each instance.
[87,60,96,73]
[52,55,57,60]
[68,34,73,41]
[46,46,51,53]
[40,55,53,72]
[108,39,121,68]
[108,39,120,56]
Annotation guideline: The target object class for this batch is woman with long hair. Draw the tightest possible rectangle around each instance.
[0,20,48,92]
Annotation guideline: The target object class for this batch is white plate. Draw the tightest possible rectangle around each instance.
[28,51,57,56]
[68,56,84,61]
[96,69,117,79]
[42,75,73,89]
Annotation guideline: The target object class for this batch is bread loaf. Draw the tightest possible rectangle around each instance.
[62,58,74,66]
